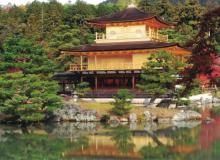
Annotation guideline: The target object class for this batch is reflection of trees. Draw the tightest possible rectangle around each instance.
[186,140,220,160]
[0,131,88,160]
[111,126,135,154]
[139,126,201,160]
[144,130,163,146]
[139,127,220,160]
[139,145,171,159]
[171,126,200,145]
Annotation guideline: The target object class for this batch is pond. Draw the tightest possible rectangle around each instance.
[0,118,220,160]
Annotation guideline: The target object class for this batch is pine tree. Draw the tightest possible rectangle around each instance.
[0,36,62,123]
[0,36,58,74]
[0,73,63,122]
[137,51,186,97]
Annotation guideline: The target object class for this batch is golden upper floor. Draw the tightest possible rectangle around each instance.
[88,6,174,44]
[95,26,168,43]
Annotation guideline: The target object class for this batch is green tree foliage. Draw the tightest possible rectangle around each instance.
[140,145,171,159]
[111,126,135,154]
[175,0,204,27]
[171,1,205,46]
[186,7,220,89]
[139,0,174,21]
[25,1,44,39]
[0,36,62,123]
[137,51,186,97]
[63,0,96,27]
[138,0,155,13]
[112,89,133,115]
[75,82,91,97]
[160,29,193,46]
[0,5,26,48]
[96,3,119,17]
[25,0,64,39]
[0,36,58,74]
[174,0,204,45]
[0,73,63,122]
[0,131,89,160]
[48,25,81,51]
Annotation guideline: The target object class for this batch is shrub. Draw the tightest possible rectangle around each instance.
[177,99,191,106]
[210,106,220,116]
[188,79,202,96]
[112,89,133,116]
[100,114,110,123]
[75,82,91,97]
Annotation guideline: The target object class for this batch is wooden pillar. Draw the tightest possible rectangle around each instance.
[149,27,151,39]
[156,28,158,40]
[95,55,97,70]
[62,82,65,92]
[80,55,83,70]
[95,76,98,90]
[132,76,135,90]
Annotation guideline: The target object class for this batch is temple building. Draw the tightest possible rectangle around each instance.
[54,4,191,97]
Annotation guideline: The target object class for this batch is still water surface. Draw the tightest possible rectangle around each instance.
[0,118,220,160]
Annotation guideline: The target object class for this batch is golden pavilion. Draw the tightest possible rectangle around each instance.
[54,4,191,97]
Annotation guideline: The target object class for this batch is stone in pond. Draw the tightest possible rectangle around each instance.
[172,110,201,121]
[129,113,137,122]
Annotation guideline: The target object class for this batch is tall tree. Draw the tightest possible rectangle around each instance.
[47,25,81,70]
[0,36,62,123]
[96,3,119,17]
[186,7,220,87]
[138,0,157,14]
[0,36,58,74]
[176,0,204,30]
[25,1,44,39]
[0,6,26,47]
[25,0,63,40]
[137,51,186,98]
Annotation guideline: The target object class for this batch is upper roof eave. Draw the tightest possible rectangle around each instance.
[87,7,175,27]
[87,16,175,27]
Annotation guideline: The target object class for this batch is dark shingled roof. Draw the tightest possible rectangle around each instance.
[61,41,181,53]
[87,7,174,26]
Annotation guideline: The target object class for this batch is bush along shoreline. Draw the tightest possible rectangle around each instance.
[1,90,220,125]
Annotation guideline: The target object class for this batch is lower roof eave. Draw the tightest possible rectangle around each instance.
[53,69,142,80]
[60,41,191,54]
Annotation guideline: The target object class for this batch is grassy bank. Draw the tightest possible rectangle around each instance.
[79,101,180,118]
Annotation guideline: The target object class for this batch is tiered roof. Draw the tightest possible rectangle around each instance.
[87,7,175,28]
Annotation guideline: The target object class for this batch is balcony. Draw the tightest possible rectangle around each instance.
[95,32,168,43]
[69,64,88,71]
[69,63,134,71]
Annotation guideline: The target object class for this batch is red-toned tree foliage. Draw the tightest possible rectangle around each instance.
[187,7,220,86]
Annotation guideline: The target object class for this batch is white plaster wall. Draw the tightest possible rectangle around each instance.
[106,25,149,41]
